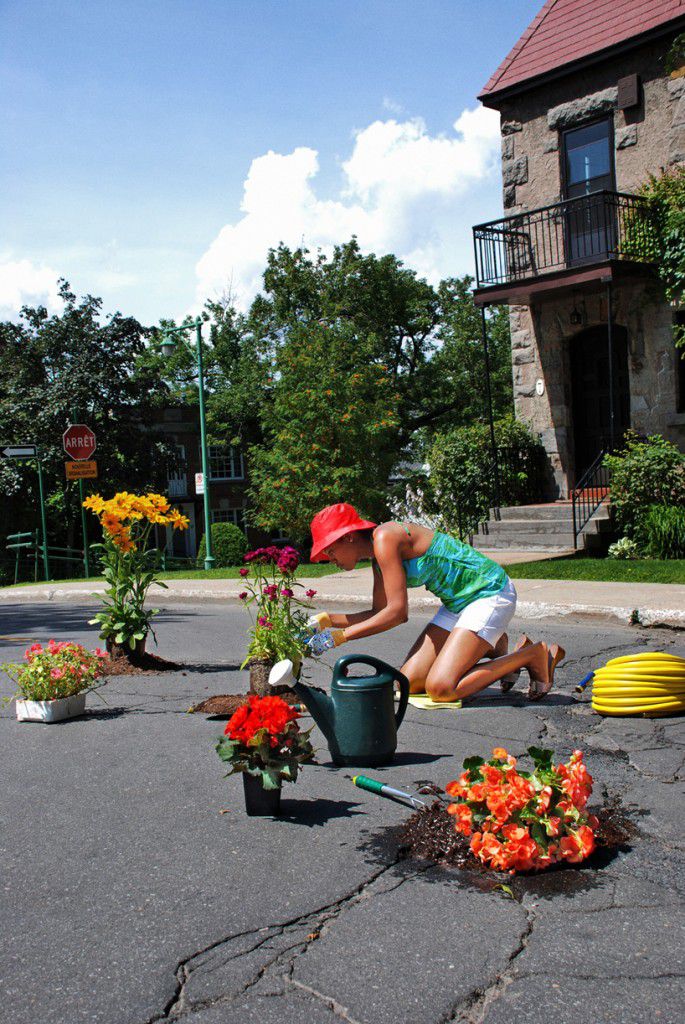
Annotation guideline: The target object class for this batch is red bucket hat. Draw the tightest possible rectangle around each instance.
[310,504,377,562]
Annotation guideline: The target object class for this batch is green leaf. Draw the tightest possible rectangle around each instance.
[260,768,282,790]
[462,756,485,771]
[530,821,547,847]
[527,746,553,768]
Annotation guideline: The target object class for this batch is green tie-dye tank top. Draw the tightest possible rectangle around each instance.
[401,532,507,613]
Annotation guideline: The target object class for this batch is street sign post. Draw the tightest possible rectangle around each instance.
[64,423,97,578]
[1,443,50,580]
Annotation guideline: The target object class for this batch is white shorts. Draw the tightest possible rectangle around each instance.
[429,579,517,648]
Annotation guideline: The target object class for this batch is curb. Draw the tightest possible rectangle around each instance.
[1,583,683,630]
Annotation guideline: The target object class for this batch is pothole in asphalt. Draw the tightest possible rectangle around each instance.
[190,689,303,716]
[103,652,181,675]
[363,798,640,899]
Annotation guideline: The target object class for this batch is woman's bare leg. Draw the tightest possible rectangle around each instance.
[425,628,554,702]
[401,624,450,694]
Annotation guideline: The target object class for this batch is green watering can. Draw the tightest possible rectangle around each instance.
[269,653,410,767]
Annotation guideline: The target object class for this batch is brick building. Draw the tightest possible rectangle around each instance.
[152,406,275,558]
[472,0,685,501]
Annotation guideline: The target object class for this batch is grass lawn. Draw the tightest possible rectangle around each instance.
[507,556,685,584]
[3,563,340,588]
[156,564,341,581]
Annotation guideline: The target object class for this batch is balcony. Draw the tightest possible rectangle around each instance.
[472,190,657,304]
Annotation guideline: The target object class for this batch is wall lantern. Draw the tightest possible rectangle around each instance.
[570,295,583,326]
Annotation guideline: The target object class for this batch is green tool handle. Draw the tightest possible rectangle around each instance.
[352,775,385,795]
[352,775,427,809]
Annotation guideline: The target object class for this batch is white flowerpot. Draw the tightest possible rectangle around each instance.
[15,693,87,723]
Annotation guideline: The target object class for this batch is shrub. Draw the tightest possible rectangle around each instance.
[636,504,685,559]
[607,537,640,560]
[196,522,248,568]
[632,168,685,348]
[603,432,685,538]
[427,416,546,538]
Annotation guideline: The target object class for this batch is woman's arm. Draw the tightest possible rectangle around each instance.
[328,559,388,628]
[337,531,408,642]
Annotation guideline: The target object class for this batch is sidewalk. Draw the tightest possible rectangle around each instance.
[2,565,683,628]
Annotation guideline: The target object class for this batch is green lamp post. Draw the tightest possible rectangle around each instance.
[160,319,215,570]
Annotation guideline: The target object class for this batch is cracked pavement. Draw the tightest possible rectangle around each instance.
[1,601,684,1024]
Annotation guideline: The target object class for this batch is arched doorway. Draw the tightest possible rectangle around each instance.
[570,324,630,481]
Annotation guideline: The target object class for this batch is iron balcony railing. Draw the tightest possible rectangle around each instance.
[473,190,657,290]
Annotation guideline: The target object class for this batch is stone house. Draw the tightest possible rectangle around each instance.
[473,0,685,506]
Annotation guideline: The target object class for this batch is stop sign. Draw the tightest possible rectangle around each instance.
[63,424,97,461]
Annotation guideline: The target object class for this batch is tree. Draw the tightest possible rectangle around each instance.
[435,277,513,429]
[247,320,400,541]
[196,242,513,539]
[0,282,174,554]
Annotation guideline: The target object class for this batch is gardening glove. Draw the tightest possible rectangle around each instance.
[306,628,346,656]
[300,611,332,641]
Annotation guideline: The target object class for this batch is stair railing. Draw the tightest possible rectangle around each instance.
[571,448,611,549]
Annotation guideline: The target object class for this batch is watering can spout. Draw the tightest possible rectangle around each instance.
[268,660,337,747]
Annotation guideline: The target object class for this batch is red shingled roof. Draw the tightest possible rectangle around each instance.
[480,0,685,102]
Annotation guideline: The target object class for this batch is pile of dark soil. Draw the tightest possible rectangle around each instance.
[397,799,637,873]
[398,802,473,869]
[190,690,303,716]
[102,652,181,676]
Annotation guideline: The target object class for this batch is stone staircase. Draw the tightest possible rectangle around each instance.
[472,500,615,554]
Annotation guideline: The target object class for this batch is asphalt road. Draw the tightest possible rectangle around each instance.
[1,600,684,1024]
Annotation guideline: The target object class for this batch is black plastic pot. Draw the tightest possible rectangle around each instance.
[242,773,282,816]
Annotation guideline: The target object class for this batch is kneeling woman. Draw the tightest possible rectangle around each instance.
[305,503,564,702]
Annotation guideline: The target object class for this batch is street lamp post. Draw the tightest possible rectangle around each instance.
[161,319,215,570]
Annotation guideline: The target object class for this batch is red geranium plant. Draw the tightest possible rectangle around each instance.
[215,694,315,790]
[446,746,598,873]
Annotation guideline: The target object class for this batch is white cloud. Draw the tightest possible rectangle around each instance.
[194,105,501,311]
[0,258,64,320]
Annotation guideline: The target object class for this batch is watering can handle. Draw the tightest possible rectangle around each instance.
[393,669,410,729]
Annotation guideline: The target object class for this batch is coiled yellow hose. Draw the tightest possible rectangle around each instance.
[591,652,685,717]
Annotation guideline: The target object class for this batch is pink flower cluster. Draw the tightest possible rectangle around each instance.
[243,545,300,573]
[12,640,107,702]
[25,640,106,663]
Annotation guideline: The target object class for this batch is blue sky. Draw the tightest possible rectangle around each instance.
[0,0,542,323]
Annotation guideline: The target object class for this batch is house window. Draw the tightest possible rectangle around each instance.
[208,445,244,480]
[211,507,246,531]
[167,443,187,498]
[562,118,614,199]
[562,118,615,266]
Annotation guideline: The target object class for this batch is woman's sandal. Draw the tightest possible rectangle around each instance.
[528,643,566,701]
[500,634,533,693]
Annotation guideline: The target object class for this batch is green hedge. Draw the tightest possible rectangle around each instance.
[427,416,547,538]
[603,432,685,538]
[196,522,248,568]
